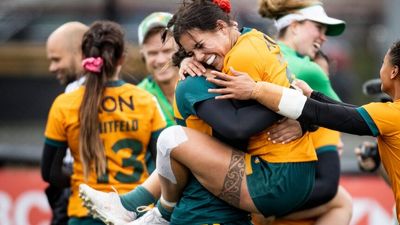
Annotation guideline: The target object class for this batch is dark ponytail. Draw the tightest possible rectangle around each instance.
[79,21,125,179]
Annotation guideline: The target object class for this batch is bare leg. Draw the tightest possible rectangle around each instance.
[140,171,162,199]
[314,186,352,225]
[283,186,352,225]
[157,126,259,213]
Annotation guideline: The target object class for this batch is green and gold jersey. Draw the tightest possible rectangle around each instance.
[357,100,400,220]
[44,80,166,217]
[311,127,340,154]
[173,77,250,224]
[222,28,316,163]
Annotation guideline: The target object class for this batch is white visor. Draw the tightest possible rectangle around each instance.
[275,5,345,36]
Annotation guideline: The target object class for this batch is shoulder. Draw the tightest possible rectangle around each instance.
[122,82,155,99]
[226,29,280,70]
[137,76,153,89]
[175,76,218,117]
[176,76,216,95]
[53,88,82,108]
[236,29,279,55]
[65,77,86,93]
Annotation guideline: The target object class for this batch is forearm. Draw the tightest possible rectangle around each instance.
[251,82,373,135]
[196,98,282,139]
[41,144,71,188]
[310,91,356,107]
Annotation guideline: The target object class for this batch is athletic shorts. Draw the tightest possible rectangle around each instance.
[246,155,316,217]
[170,175,251,225]
[68,217,104,225]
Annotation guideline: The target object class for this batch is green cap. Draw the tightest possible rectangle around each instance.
[138,12,173,45]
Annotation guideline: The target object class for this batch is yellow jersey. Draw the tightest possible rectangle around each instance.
[357,100,400,221]
[223,28,316,163]
[44,80,166,217]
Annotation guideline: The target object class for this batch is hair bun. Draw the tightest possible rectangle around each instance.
[258,0,320,19]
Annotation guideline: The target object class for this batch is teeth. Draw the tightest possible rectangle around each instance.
[313,43,321,50]
[206,55,216,65]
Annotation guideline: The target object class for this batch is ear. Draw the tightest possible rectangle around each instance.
[391,65,399,79]
[216,19,229,31]
[289,21,300,35]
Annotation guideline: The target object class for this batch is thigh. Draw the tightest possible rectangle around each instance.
[171,127,258,213]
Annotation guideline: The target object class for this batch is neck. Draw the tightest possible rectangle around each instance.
[230,29,241,49]
[392,82,400,101]
[279,36,296,50]
[108,65,121,81]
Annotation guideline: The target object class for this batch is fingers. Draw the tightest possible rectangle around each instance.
[210,70,233,81]
[230,66,248,77]
[185,67,198,76]
[208,87,231,95]
[206,76,231,87]
[267,132,299,144]
[215,94,235,100]
[192,60,206,73]
[179,58,206,78]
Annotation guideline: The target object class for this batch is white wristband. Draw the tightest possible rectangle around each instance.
[277,88,307,119]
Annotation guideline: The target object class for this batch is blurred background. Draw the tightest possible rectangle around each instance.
[0,0,399,224]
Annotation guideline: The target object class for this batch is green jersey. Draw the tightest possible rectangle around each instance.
[138,76,175,127]
[279,42,340,101]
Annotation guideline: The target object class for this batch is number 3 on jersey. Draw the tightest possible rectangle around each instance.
[97,138,145,183]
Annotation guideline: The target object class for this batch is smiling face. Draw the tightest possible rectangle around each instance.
[291,20,327,59]
[47,35,82,86]
[141,31,178,84]
[178,23,234,71]
[380,50,396,96]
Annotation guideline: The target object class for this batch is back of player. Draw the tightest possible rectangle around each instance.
[43,21,166,223]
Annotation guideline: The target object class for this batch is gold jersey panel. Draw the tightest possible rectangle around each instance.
[361,100,400,220]
[45,83,166,217]
[223,29,316,163]
[311,127,340,150]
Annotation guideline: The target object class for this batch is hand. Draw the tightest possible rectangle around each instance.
[291,79,313,97]
[354,141,379,172]
[266,118,302,144]
[179,57,206,80]
[207,67,256,100]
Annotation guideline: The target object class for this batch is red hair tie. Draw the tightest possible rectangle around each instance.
[82,57,103,73]
[212,0,231,13]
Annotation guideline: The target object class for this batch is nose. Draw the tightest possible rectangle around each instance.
[320,32,327,42]
[192,49,205,62]
[49,62,57,73]
[155,52,168,65]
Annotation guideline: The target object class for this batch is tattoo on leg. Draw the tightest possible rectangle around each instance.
[218,150,245,208]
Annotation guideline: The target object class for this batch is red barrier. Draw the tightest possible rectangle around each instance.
[0,167,396,225]
[0,168,51,225]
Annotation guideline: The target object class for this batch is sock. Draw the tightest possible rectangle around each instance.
[157,200,173,221]
[120,186,156,214]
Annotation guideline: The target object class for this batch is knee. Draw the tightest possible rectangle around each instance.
[157,125,188,156]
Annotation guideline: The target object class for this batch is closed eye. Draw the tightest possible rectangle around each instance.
[194,42,203,49]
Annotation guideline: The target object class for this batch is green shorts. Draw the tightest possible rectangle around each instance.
[246,156,316,217]
[68,217,104,225]
[171,175,251,225]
